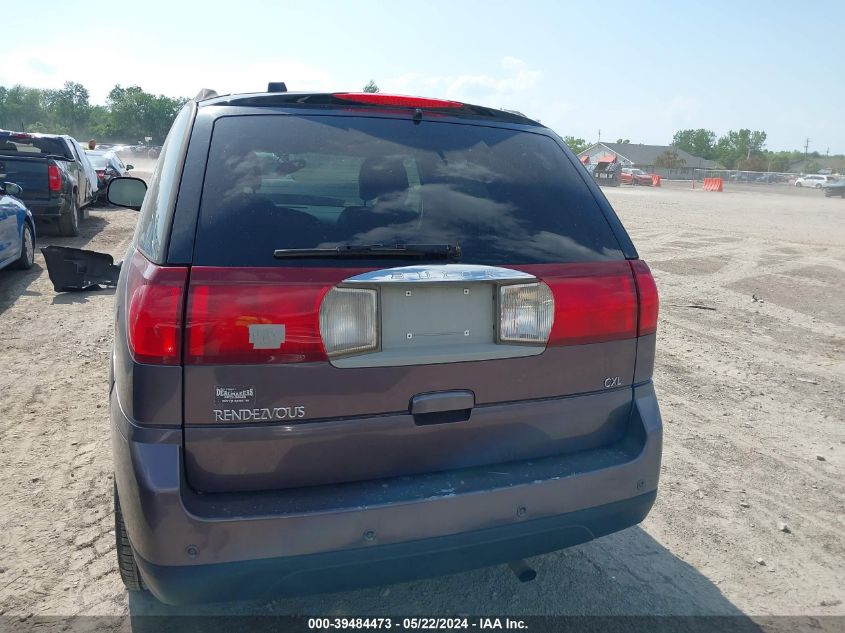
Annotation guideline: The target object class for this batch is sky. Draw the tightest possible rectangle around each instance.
[3,0,843,153]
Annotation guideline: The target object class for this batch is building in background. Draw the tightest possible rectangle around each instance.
[578,142,716,179]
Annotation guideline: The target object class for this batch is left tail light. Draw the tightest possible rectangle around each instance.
[125,250,188,365]
[47,164,61,191]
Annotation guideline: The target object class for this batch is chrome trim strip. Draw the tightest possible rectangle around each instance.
[344,264,535,284]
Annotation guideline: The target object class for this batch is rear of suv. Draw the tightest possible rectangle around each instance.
[103,89,661,604]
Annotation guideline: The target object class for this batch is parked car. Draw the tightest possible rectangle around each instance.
[823,179,845,198]
[795,174,837,188]
[44,88,662,605]
[620,167,653,186]
[84,150,133,201]
[0,181,35,271]
[0,131,96,235]
[584,156,622,186]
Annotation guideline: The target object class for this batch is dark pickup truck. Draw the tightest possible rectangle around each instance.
[0,131,96,236]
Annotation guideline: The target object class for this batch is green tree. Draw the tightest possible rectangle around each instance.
[562,136,588,155]
[672,129,716,159]
[42,81,91,136]
[0,85,47,131]
[363,80,380,93]
[713,129,767,168]
[105,85,187,143]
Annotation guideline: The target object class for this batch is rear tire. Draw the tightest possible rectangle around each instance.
[795,182,802,187]
[114,482,147,592]
[815,183,822,189]
[11,222,35,270]
[58,197,80,237]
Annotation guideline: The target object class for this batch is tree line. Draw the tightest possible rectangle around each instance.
[563,129,843,173]
[0,81,188,145]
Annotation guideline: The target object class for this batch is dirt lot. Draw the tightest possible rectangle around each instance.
[0,181,842,627]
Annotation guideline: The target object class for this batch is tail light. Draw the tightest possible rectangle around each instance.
[319,287,378,357]
[47,164,61,191]
[182,262,654,366]
[630,260,659,336]
[125,250,188,365]
[522,262,638,346]
[184,268,343,364]
[498,282,554,344]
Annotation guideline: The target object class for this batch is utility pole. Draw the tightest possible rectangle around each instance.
[598,129,601,143]
[804,138,810,164]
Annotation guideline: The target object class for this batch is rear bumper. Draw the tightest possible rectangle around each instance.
[27,199,68,218]
[136,491,656,604]
[111,383,662,605]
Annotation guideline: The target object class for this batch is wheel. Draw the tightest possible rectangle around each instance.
[11,222,35,270]
[114,482,147,592]
[58,197,80,237]
[795,182,802,187]
[815,183,822,189]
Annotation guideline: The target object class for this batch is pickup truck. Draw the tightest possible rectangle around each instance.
[0,131,97,236]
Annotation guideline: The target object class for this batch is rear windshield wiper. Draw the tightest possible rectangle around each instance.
[274,243,462,261]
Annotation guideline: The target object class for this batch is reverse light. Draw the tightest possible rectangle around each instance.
[319,287,378,357]
[47,164,61,191]
[333,93,463,109]
[498,282,554,344]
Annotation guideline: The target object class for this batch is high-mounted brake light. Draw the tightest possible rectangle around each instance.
[47,164,61,192]
[630,260,659,336]
[333,93,463,109]
[125,250,188,365]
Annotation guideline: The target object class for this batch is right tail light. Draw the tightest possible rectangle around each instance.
[630,260,659,336]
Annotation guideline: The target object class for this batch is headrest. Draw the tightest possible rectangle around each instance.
[358,157,409,202]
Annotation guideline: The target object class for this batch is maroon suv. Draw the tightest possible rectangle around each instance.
[53,87,662,604]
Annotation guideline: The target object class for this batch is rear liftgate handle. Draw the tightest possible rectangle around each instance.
[410,390,475,426]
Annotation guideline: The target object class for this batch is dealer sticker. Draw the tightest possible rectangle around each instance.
[215,385,255,405]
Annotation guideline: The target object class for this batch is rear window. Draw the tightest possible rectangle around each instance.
[86,153,107,168]
[193,115,624,266]
[0,135,73,159]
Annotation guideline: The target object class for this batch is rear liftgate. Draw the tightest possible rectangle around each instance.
[180,260,657,492]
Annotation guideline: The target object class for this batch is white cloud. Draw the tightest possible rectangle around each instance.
[0,47,335,103]
[384,57,543,105]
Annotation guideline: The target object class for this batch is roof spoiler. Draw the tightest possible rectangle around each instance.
[267,82,287,93]
[193,88,218,101]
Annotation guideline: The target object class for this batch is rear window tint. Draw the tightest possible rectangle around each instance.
[0,136,72,159]
[193,115,623,266]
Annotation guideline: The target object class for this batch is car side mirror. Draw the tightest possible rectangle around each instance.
[107,176,147,210]
[126,164,134,170]
[2,181,23,197]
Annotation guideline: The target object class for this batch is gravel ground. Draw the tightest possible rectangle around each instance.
[0,181,842,628]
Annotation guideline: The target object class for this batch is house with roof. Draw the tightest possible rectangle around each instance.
[577,142,717,179]
[787,156,845,175]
